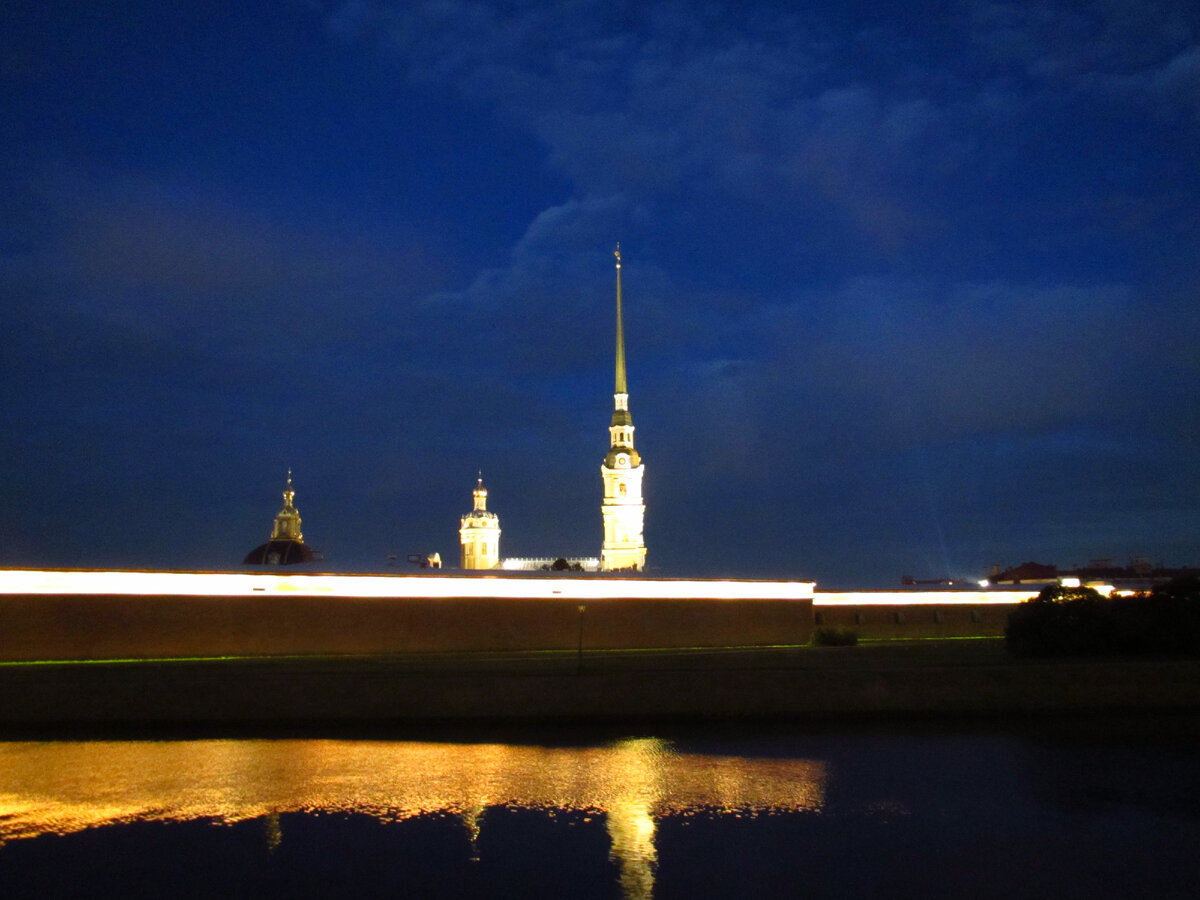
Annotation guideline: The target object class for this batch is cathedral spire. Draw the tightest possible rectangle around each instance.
[609,244,636,444]
[614,243,627,395]
[600,245,646,572]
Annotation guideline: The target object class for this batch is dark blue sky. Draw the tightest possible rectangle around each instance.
[2,0,1198,587]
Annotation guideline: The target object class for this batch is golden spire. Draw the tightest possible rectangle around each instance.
[282,468,296,508]
[473,472,488,512]
[614,243,627,395]
[608,243,637,451]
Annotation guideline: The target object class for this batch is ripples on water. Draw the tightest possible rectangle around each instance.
[1,724,1198,898]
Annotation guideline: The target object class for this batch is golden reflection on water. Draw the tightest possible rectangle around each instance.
[0,738,825,899]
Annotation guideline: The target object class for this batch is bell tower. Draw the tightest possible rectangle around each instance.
[459,475,501,569]
[270,469,304,542]
[242,469,316,565]
[600,245,647,571]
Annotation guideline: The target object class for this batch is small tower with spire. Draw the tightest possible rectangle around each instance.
[243,469,316,566]
[600,245,647,571]
[459,475,501,569]
[270,469,303,542]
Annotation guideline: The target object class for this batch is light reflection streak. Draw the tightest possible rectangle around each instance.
[605,738,666,897]
[0,569,814,601]
[0,738,825,899]
[814,590,1037,605]
[0,570,1039,606]
[3,570,1043,607]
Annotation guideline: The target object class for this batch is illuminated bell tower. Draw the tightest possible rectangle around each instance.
[459,475,501,569]
[600,245,647,571]
[270,469,304,542]
[242,468,315,566]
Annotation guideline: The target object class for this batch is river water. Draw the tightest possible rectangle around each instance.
[1,718,1198,898]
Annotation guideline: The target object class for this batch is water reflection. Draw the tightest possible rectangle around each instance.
[0,738,825,898]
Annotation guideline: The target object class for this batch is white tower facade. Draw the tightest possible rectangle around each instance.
[600,245,647,571]
[459,476,501,569]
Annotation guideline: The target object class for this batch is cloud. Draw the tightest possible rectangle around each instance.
[322,1,1198,295]
[637,276,1146,486]
[7,168,446,360]
[808,280,1133,431]
[967,0,1194,76]
[325,1,966,258]
[420,195,651,380]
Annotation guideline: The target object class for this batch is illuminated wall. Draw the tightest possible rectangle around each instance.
[0,569,815,662]
[0,570,1049,661]
[812,590,1037,639]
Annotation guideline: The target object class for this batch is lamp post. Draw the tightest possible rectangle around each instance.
[576,605,586,675]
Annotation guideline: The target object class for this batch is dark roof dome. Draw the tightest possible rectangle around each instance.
[243,539,315,566]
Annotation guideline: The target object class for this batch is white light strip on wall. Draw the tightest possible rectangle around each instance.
[0,569,815,601]
[813,591,1037,606]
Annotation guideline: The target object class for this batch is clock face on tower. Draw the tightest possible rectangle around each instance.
[616,453,628,467]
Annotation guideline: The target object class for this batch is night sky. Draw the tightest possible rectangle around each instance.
[3,1,1198,587]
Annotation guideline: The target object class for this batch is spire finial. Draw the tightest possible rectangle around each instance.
[614,243,627,395]
[472,472,488,512]
[270,468,303,541]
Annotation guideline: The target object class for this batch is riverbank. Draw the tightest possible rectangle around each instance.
[2,639,1198,731]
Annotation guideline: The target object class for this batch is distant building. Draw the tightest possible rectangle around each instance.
[243,470,316,566]
[600,245,647,572]
[459,477,500,569]
[500,557,600,572]
[407,552,442,569]
[989,561,1058,585]
[989,558,1199,591]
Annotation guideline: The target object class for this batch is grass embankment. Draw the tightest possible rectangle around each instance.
[1,639,1198,730]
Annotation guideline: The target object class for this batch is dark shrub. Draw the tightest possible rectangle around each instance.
[1006,579,1200,657]
[1140,578,1200,655]
[812,627,858,647]
[1005,585,1104,657]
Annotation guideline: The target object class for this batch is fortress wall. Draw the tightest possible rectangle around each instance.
[580,597,812,649]
[813,602,1020,640]
[0,593,813,662]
